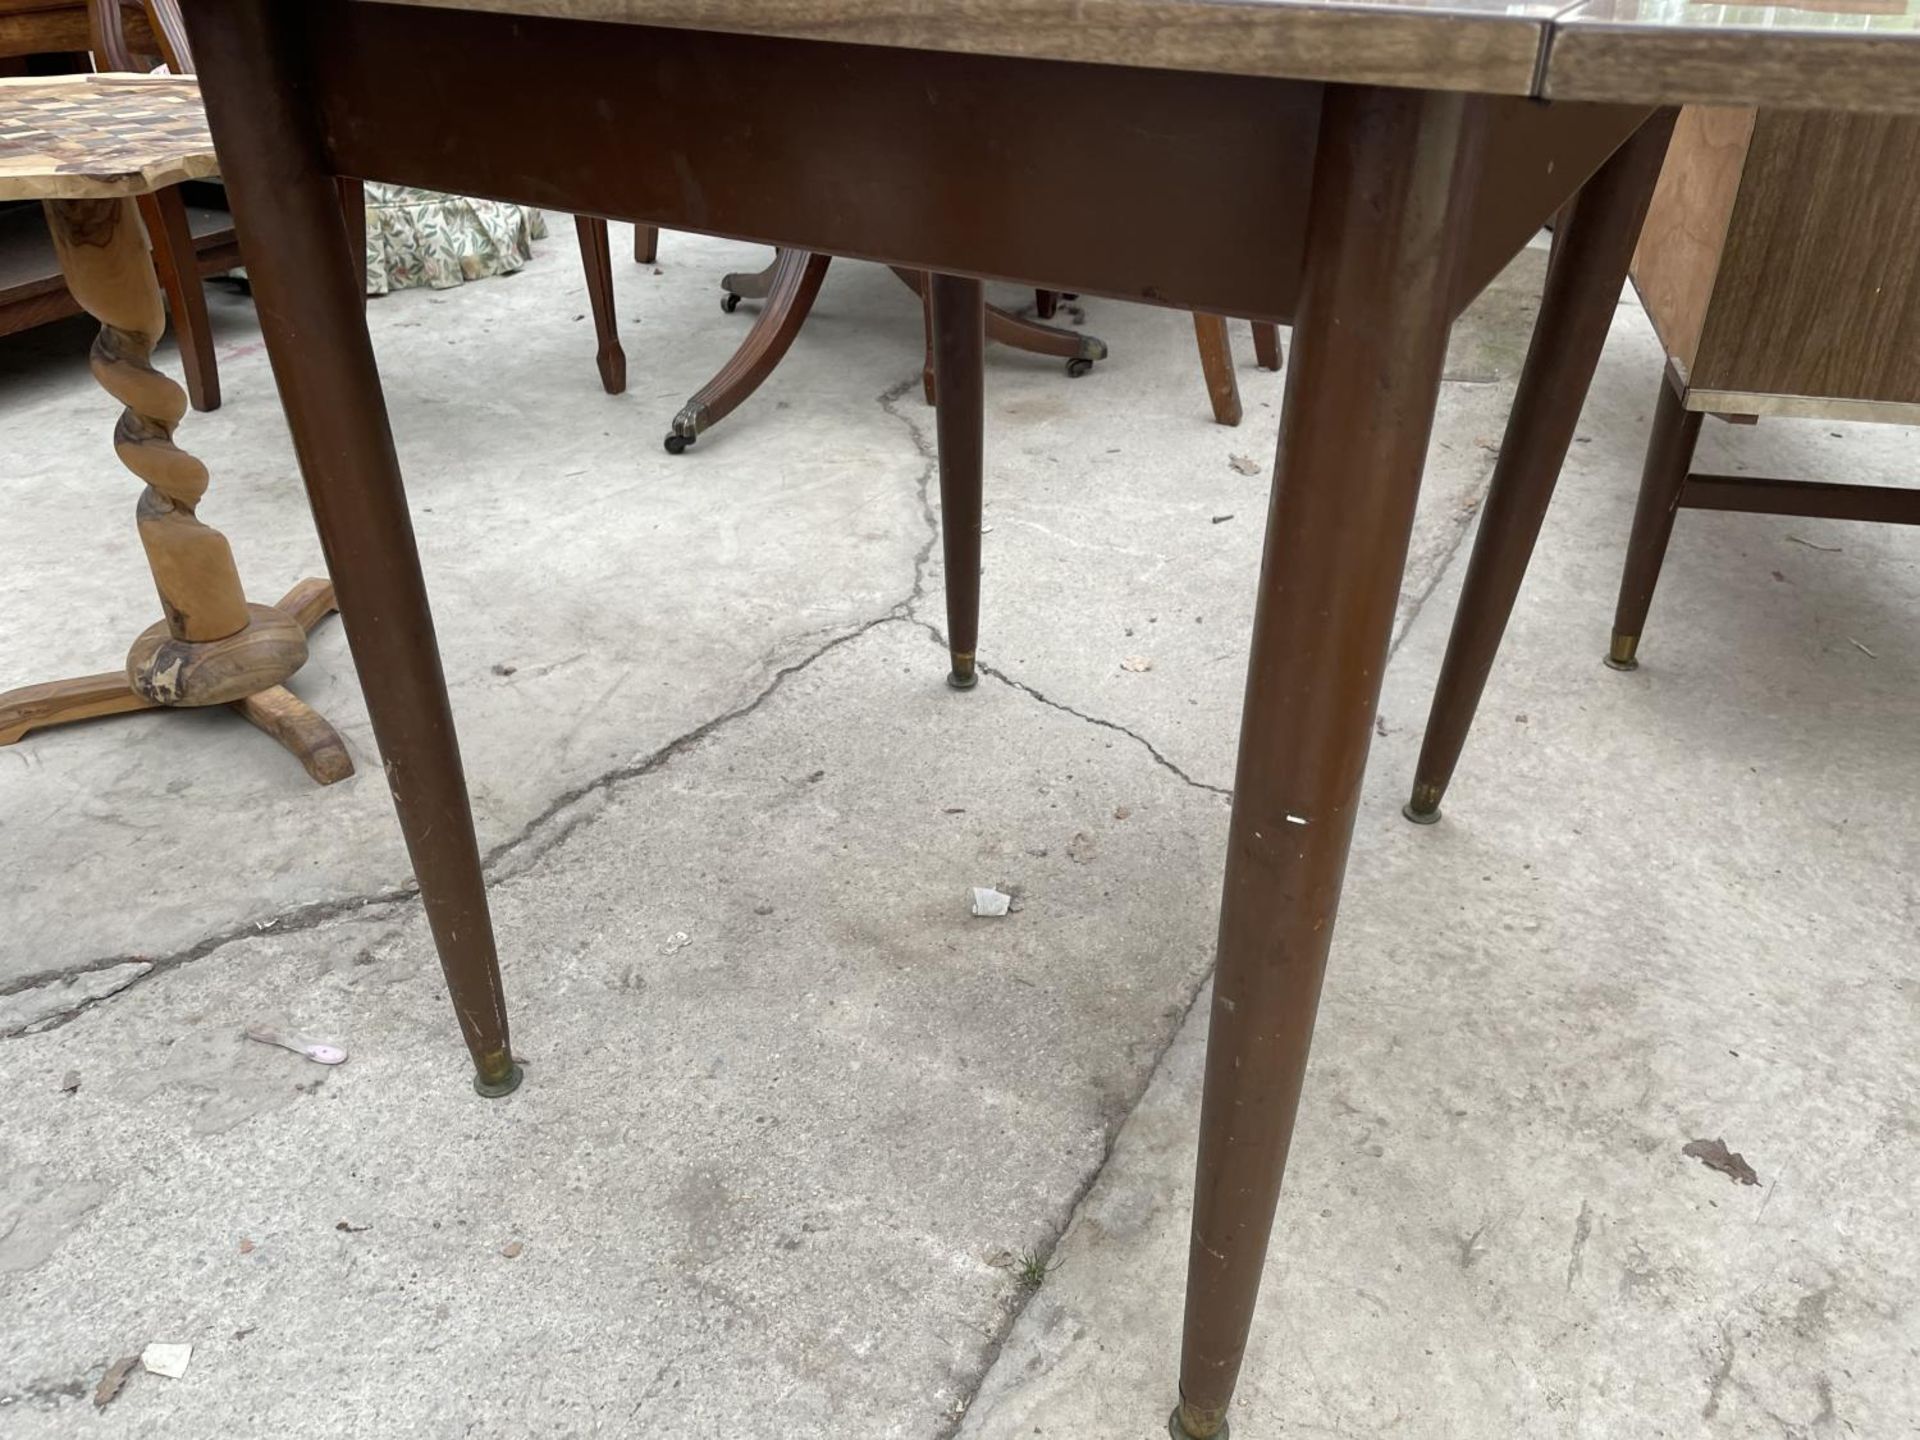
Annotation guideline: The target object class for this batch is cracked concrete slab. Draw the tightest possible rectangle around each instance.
[2,233,1539,994]
[7,215,1914,1440]
[960,291,1920,1440]
[0,620,1230,1436]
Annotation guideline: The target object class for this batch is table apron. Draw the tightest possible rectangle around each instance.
[310,1,1643,323]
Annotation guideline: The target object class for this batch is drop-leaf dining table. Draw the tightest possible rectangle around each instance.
[169,0,1920,1433]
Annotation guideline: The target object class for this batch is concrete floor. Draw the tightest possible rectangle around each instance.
[1,225,1915,1437]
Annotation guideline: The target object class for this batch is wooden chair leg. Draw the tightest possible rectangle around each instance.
[1607,369,1702,672]
[1034,287,1058,318]
[666,248,831,452]
[335,176,368,302]
[930,274,985,689]
[1251,321,1282,372]
[138,187,219,412]
[1192,313,1242,426]
[1175,85,1481,1440]
[633,222,659,264]
[190,0,518,1095]
[573,215,627,395]
[1403,109,1676,822]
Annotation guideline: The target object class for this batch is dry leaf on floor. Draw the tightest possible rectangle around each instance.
[94,1355,139,1409]
[1228,454,1261,475]
[1683,1137,1760,1186]
[500,1240,524,1259]
[1120,655,1153,673]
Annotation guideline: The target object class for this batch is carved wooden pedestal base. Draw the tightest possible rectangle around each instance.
[0,194,352,786]
[0,577,352,783]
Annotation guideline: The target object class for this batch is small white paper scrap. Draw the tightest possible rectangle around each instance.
[970,887,1012,918]
[141,1343,192,1379]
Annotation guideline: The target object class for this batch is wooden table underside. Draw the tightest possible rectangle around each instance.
[310,5,1644,323]
[176,0,1915,1434]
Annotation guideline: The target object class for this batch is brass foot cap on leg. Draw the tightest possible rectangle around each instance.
[947,653,977,691]
[473,1060,525,1099]
[1402,781,1443,826]
[1603,633,1640,672]
[1169,1407,1228,1440]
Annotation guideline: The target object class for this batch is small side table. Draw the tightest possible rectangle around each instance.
[0,73,349,783]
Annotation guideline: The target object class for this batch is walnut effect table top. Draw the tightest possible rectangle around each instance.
[379,0,1920,109]
[0,73,216,202]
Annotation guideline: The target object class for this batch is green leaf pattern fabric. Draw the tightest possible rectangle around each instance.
[360,184,548,295]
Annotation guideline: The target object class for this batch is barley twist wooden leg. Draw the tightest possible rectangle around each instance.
[0,197,352,783]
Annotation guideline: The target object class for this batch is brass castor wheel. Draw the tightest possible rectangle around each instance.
[664,432,692,455]
[1066,356,1094,378]
[720,291,741,314]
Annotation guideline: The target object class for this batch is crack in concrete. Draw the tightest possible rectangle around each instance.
[972,642,1231,799]
[875,374,944,614]
[7,340,1494,1041]
[932,388,1507,1436]
[1,893,416,1038]
[879,365,1235,802]
[6,374,941,1037]
[477,610,906,886]
[0,1375,88,1411]
[7,335,1513,1435]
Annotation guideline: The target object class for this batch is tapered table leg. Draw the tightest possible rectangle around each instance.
[1404,110,1676,823]
[929,275,985,689]
[184,0,518,1096]
[1173,85,1486,1440]
[1607,369,1702,670]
